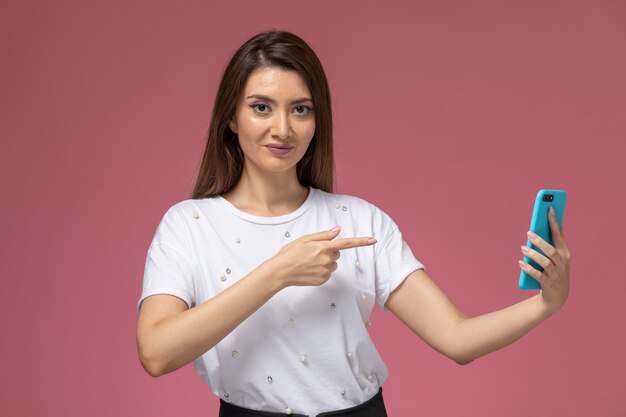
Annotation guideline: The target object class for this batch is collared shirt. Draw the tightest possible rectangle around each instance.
[137,186,424,416]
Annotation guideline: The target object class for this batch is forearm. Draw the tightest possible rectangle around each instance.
[145,259,284,376]
[452,293,553,364]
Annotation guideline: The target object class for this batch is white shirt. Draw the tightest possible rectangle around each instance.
[137,186,424,416]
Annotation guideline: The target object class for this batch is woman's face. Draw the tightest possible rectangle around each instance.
[229,66,316,178]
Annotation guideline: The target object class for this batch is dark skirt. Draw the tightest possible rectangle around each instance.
[219,387,388,417]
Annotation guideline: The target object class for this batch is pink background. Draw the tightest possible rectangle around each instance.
[1,0,625,416]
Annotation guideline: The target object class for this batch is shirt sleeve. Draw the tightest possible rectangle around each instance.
[137,204,196,314]
[373,209,425,312]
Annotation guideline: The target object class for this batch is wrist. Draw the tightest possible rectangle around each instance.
[260,257,289,292]
[535,292,561,318]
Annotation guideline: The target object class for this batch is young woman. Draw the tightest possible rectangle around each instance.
[136,30,571,417]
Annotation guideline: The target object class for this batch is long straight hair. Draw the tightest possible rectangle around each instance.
[191,30,335,199]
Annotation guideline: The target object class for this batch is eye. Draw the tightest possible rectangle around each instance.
[294,105,313,116]
[249,103,270,114]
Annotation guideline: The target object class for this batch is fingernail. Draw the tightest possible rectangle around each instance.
[549,207,555,215]
[527,231,536,239]
[367,238,377,244]
[330,226,341,233]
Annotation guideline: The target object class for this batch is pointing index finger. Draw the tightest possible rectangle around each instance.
[327,237,377,250]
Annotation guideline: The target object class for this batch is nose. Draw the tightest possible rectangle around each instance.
[271,110,292,139]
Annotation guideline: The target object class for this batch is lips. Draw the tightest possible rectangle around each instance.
[265,144,293,149]
[265,145,293,156]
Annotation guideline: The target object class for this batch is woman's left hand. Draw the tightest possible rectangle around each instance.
[519,207,572,315]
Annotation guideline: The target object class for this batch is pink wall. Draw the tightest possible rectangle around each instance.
[1,0,624,416]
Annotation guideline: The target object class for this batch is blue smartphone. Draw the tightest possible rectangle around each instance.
[519,189,567,290]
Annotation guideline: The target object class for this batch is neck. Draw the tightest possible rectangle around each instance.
[223,167,309,214]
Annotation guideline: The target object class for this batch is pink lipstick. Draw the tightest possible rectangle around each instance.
[265,144,293,156]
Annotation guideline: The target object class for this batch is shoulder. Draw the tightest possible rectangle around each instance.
[152,200,187,226]
[160,198,212,221]
[314,188,397,232]
[314,188,376,213]
[151,198,208,237]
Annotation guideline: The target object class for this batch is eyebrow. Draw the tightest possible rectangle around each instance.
[246,94,313,105]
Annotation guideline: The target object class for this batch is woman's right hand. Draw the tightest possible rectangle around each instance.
[268,226,377,289]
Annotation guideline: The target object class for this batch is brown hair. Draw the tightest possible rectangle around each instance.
[191,30,335,199]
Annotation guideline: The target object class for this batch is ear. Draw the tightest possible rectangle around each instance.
[228,118,238,134]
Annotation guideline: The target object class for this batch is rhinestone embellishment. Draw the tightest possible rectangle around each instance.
[192,211,200,219]
[285,231,290,238]
[231,350,238,358]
